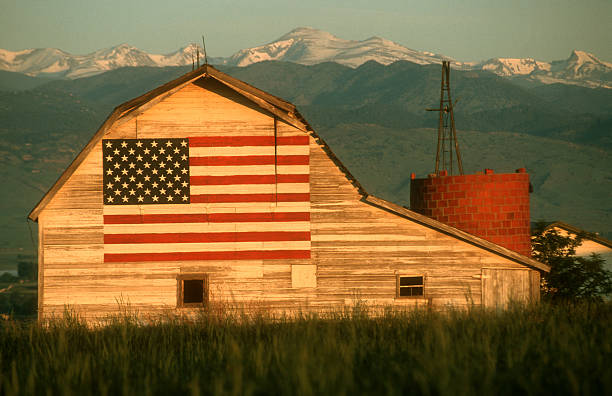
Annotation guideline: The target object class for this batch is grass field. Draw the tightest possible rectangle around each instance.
[0,303,610,395]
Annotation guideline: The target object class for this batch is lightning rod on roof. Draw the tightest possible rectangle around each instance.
[202,35,208,65]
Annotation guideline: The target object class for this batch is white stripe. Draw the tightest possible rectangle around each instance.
[104,240,311,254]
[103,203,311,216]
[189,145,308,157]
[104,222,311,234]
[190,183,309,195]
[189,165,309,176]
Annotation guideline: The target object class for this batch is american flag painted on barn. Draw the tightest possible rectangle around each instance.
[101,136,311,263]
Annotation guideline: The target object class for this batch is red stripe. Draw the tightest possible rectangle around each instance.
[189,136,308,147]
[189,155,308,166]
[104,250,311,262]
[105,231,310,244]
[104,212,310,224]
[190,193,310,203]
[190,174,309,185]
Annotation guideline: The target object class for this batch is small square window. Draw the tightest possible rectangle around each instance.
[397,275,424,298]
[177,274,209,307]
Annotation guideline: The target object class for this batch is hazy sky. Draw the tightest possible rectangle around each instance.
[1,0,610,62]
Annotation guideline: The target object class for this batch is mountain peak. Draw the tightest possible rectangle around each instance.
[278,27,337,41]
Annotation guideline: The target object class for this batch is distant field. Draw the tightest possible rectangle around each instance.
[0,303,610,395]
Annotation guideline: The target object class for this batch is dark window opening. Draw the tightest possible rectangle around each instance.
[398,276,424,297]
[183,280,204,303]
[177,274,209,307]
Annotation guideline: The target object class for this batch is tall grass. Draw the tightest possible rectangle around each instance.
[0,303,610,395]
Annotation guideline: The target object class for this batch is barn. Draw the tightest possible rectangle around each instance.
[29,65,549,321]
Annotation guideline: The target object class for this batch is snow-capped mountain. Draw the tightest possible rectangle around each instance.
[478,57,551,76]
[0,27,610,88]
[222,27,461,68]
[479,50,612,88]
[0,43,208,79]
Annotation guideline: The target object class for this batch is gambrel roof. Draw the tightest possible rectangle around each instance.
[29,64,549,272]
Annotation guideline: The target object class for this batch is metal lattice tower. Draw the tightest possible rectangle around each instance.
[426,61,464,175]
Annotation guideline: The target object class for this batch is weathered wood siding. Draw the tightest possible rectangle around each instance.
[39,77,539,321]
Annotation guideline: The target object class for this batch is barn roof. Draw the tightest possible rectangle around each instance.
[537,221,612,249]
[29,64,548,272]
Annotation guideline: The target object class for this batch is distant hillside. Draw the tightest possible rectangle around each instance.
[0,70,53,91]
[0,61,610,260]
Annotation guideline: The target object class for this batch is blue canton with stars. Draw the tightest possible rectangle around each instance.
[102,139,190,205]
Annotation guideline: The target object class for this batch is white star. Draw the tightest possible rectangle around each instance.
[174,175,181,181]
[129,176,136,182]
[129,189,136,196]
[136,169,143,175]
[114,189,121,196]
[174,161,180,168]
[114,175,121,182]
[151,154,158,161]
[144,175,151,181]
[160,188,166,195]
[144,148,150,155]
[121,141,128,148]
[151,141,158,147]
[181,168,188,174]
[128,148,135,155]
[173,148,180,154]
[159,148,166,155]
[144,162,151,168]
[174,188,181,195]
[106,196,113,202]
[166,155,172,161]
[181,155,187,161]
[113,149,120,155]
[159,161,166,168]
[105,141,113,148]
[181,140,187,147]
[166,168,173,174]
[182,195,188,201]
[167,195,174,201]
[114,162,120,169]
[152,195,159,202]
[136,182,144,189]
[122,196,129,202]
[121,169,128,175]
[137,195,144,202]
[136,155,143,161]
[181,181,188,187]
[159,175,166,181]
[166,141,173,147]
[121,155,128,161]
[122,182,128,189]
[167,181,173,188]
[129,162,135,169]
[106,182,113,189]
[152,169,158,175]
[106,169,113,175]
[136,141,143,147]
[152,182,158,188]
[144,189,151,195]
[105,155,113,162]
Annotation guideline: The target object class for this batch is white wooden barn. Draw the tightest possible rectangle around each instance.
[29,65,549,321]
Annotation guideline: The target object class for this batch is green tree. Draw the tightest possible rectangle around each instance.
[532,222,612,301]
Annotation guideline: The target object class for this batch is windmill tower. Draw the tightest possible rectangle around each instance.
[426,61,463,175]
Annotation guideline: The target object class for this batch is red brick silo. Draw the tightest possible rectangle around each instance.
[410,168,531,256]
